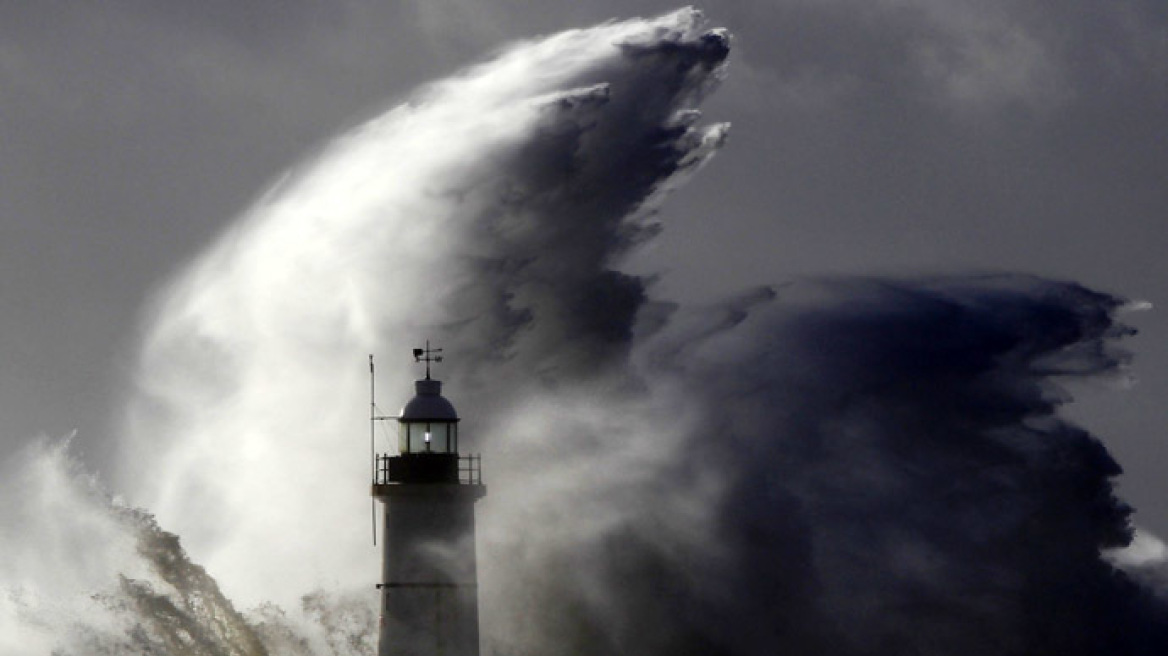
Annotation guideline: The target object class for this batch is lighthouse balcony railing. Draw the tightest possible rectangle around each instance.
[374,453,482,485]
[459,453,482,485]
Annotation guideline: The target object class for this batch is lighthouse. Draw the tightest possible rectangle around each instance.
[371,345,486,656]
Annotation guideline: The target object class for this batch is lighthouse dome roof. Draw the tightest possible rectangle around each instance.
[399,379,459,422]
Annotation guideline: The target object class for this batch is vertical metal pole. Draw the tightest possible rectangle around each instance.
[370,354,377,546]
[424,339,432,379]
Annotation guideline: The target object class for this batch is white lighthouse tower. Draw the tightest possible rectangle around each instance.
[372,345,485,656]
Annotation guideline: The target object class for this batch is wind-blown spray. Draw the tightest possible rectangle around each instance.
[478,274,1168,656]
[3,7,1166,655]
[116,8,729,611]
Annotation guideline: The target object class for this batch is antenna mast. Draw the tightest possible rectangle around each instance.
[369,354,377,546]
[368,354,398,546]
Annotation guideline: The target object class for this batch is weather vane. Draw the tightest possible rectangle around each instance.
[412,340,444,379]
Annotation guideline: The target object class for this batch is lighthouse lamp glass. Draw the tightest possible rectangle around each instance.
[400,422,456,454]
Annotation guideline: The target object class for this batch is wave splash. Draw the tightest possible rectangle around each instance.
[4,7,1167,655]
[0,439,373,655]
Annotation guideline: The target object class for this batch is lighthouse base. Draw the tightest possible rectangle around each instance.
[374,484,485,656]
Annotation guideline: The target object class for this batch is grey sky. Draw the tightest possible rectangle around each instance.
[2,0,1165,540]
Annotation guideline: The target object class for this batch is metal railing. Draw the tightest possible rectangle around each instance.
[459,453,482,485]
[375,453,391,485]
[373,453,483,485]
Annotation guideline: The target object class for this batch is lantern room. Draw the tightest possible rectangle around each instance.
[398,378,460,454]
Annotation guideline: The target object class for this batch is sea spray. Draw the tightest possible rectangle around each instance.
[117,8,729,611]
[2,9,733,652]
[2,7,1165,655]
[477,274,1168,655]
[0,438,375,654]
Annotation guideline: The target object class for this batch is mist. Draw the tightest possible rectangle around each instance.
[1,7,1165,655]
